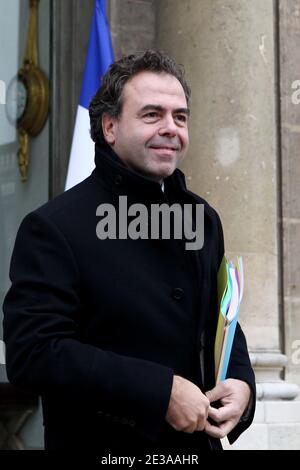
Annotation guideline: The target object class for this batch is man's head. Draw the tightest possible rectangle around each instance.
[89,50,191,183]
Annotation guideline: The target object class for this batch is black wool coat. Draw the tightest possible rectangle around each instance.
[3,143,255,451]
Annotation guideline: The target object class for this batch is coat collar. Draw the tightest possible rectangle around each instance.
[92,142,189,204]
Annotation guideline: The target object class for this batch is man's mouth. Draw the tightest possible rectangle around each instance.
[149,145,179,151]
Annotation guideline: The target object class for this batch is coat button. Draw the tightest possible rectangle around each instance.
[115,175,122,185]
[129,420,136,427]
[172,287,184,300]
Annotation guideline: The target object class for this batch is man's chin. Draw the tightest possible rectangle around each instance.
[136,162,177,183]
[153,163,177,180]
[147,170,174,184]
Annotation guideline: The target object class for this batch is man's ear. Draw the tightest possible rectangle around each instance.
[102,113,116,145]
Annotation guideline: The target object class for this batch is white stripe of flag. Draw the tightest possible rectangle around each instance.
[65,0,114,190]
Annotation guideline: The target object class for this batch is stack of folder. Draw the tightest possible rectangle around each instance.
[214,255,244,383]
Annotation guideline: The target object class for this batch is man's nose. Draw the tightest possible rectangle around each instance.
[158,114,178,136]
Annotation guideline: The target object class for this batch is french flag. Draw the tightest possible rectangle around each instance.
[65,0,114,190]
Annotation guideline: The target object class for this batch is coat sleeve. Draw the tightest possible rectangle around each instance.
[214,210,256,443]
[3,211,174,440]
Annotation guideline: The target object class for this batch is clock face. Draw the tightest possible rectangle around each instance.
[6,76,28,124]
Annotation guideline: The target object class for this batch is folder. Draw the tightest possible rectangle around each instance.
[214,255,244,383]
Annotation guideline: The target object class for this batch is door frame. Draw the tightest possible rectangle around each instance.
[50,0,94,198]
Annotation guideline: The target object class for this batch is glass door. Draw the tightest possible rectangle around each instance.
[0,0,50,449]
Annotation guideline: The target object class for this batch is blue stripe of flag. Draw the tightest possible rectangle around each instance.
[79,0,114,110]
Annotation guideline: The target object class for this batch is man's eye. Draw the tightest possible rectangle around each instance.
[175,115,187,123]
[144,112,158,118]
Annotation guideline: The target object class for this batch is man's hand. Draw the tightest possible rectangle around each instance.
[166,375,210,433]
[205,378,251,439]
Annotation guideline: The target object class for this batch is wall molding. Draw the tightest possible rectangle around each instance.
[50,0,94,198]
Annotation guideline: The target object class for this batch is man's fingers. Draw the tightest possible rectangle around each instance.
[208,405,232,423]
[182,423,198,434]
[204,419,233,439]
[206,382,225,403]
[204,420,220,438]
[196,417,206,432]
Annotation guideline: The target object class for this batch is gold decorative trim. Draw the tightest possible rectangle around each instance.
[17,0,49,181]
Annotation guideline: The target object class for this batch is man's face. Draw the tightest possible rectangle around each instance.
[103,71,190,183]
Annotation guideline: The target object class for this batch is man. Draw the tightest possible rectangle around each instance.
[3,50,255,452]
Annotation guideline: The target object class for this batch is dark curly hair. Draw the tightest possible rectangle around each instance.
[89,49,191,145]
